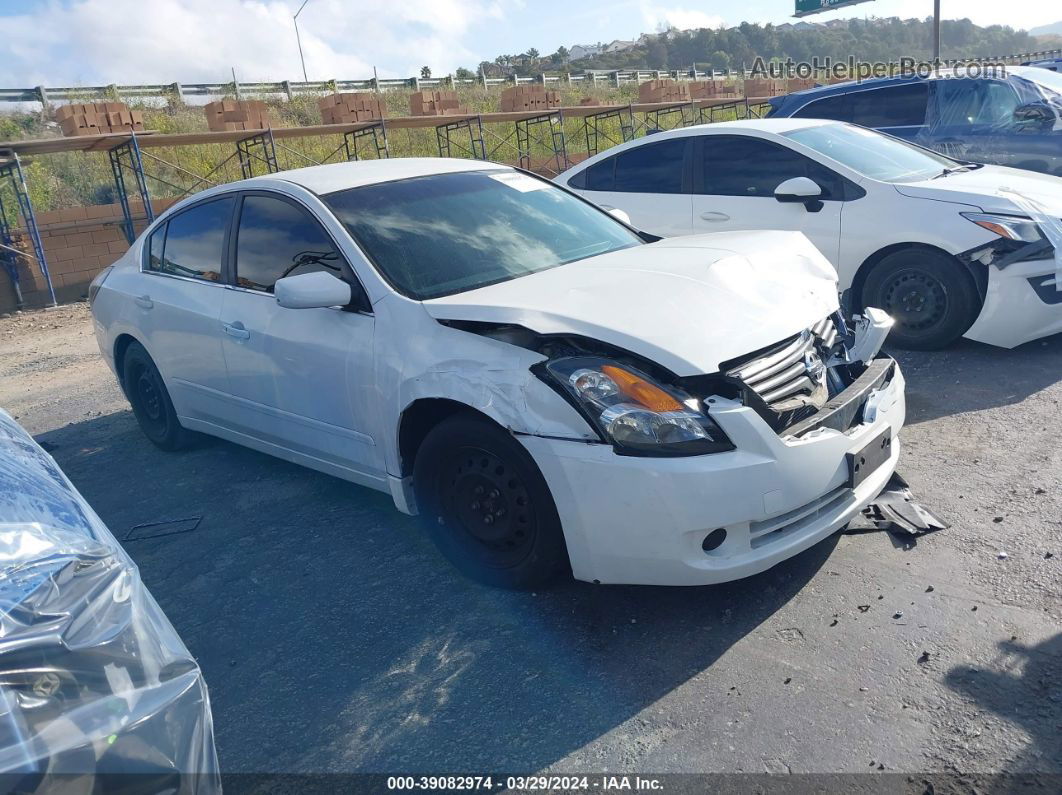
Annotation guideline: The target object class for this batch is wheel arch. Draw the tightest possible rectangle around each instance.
[397,398,504,478]
[850,242,986,311]
[113,332,147,392]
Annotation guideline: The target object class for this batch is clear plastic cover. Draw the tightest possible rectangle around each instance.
[0,409,220,791]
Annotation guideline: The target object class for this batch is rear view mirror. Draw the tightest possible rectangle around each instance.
[774,177,824,213]
[275,271,352,309]
[607,207,633,226]
[1013,101,1056,126]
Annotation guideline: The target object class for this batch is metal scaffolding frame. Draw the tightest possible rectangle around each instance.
[698,99,745,124]
[342,121,390,161]
[583,106,635,156]
[0,153,55,306]
[237,130,280,179]
[0,195,24,308]
[435,116,486,160]
[514,111,568,175]
[108,135,154,245]
[639,103,696,135]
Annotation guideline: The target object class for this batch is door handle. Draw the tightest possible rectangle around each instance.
[223,321,250,340]
[699,211,730,222]
[134,294,153,309]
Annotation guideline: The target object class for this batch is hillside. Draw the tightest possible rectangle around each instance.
[477,17,1039,76]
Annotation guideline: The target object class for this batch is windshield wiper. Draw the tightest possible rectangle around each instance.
[932,163,984,179]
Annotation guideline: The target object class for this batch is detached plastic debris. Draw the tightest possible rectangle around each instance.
[845,472,948,538]
[0,409,219,791]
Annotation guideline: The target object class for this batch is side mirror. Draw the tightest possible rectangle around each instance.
[275,271,352,310]
[1013,101,1055,126]
[774,177,824,212]
[607,207,633,226]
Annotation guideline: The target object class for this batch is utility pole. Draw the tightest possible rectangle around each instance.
[294,0,310,82]
[932,0,941,61]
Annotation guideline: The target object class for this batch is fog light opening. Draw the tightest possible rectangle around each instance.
[702,528,727,553]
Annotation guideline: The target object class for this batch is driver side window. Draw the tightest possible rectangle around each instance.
[234,194,345,293]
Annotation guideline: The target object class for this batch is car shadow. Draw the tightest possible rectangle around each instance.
[38,410,836,774]
[944,633,1062,771]
[888,331,1062,426]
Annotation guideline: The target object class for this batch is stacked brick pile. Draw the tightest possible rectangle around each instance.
[56,103,145,136]
[743,79,788,97]
[786,77,817,93]
[409,90,468,116]
[637,79,691,104]
[204,100,271,132]
[689,81,741,99]
[499,85,560,112]
[318,93,386,124]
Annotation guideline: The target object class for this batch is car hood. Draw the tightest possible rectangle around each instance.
[422,231,839,376]
[895,165,1062,216]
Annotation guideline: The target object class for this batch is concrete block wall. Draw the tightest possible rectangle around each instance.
[0,197,179,314]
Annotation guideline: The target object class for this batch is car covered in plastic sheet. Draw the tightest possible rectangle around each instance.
[767,67,1062,177]
[0,409,219,792]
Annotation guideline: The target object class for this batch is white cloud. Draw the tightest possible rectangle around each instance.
[0,0,508,86]
[639,3,725,32]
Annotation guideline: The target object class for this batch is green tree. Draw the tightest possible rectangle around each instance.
[420,66,432,79]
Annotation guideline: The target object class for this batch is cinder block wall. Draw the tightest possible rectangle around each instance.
[1,198,179,314]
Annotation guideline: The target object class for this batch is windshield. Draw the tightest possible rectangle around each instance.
[784,122,959,183]
[322,170,642,300]
[1012,66,1062,98]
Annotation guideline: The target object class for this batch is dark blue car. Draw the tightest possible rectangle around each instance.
[767,66,1062,176]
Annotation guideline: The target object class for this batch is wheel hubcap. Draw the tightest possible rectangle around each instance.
[136,368,163,422]
[882,269,947,331]
[441,448,534,567]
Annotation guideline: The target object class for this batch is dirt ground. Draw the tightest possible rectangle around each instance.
[1,302,1059,776]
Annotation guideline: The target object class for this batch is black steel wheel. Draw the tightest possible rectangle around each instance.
[413,413,568,588]
[862,248,981,350]
[122,342,194,451]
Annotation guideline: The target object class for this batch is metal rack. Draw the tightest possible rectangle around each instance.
[514,111,568,174]
[236,130,280,179]
[343,121,389,161]
[639,103,697,134]
[435,116,486,160]
[0,152,55,306]
[583,106,635,156]
[107,135,154,244]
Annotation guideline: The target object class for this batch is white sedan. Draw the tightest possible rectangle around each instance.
[89,158,904,588]
[558,118,1062,350]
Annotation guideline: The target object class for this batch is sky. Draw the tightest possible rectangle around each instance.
[0,0,1058,86]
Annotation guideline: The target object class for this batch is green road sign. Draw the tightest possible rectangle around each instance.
[794,0,874,18]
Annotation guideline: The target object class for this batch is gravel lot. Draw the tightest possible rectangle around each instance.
[1,302,1059,776]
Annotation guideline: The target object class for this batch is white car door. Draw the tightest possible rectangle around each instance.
[217,192,381,480]
[690,133,847,266]
[568,135,694,237]
[136,196,234,424]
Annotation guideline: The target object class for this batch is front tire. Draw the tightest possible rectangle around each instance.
[862,248,980,350]
[413,413,568,589]
[122,342,194,451]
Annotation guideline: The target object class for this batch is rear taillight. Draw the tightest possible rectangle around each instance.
[87,266,113,308]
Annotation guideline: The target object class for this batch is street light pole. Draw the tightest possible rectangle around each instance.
[932,0,941,61]
[294,0,310,82]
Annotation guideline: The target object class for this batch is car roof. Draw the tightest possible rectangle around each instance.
[679,117,833,134]
[264,157,504,194]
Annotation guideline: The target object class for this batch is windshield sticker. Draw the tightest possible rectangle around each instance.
[489,172,548,192]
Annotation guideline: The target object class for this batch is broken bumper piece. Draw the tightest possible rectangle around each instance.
[519,361,906,586]
[846,471,948,538]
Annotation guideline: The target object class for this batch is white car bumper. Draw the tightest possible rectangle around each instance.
[520,362,906,586]
[965,257,1062,348]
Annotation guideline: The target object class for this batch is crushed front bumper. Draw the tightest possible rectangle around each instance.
[964,256,1062,348]
[520,359,905,586]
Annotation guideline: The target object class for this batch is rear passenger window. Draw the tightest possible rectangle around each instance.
[612,138,688,194]
[234,195,343,293]
[146,225,166,272]
[700,136,845,199]
[582,156,616,191]
[154,197,235,282]
[849,83,929,127]
[793,94,852,122]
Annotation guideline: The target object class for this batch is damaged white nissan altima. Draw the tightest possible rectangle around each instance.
[89,158,905,588]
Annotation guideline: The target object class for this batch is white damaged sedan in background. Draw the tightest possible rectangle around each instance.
[88,159,904,588]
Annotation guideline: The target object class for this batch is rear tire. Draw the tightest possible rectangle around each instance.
[122,342,194,451]
[862,248,980,350]
[413,413,568,589]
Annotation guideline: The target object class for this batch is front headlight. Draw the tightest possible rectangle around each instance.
[961,212,1042,243]
[540,356,734,456]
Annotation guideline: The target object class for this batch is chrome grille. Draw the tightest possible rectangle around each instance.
[727,316,838,413]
